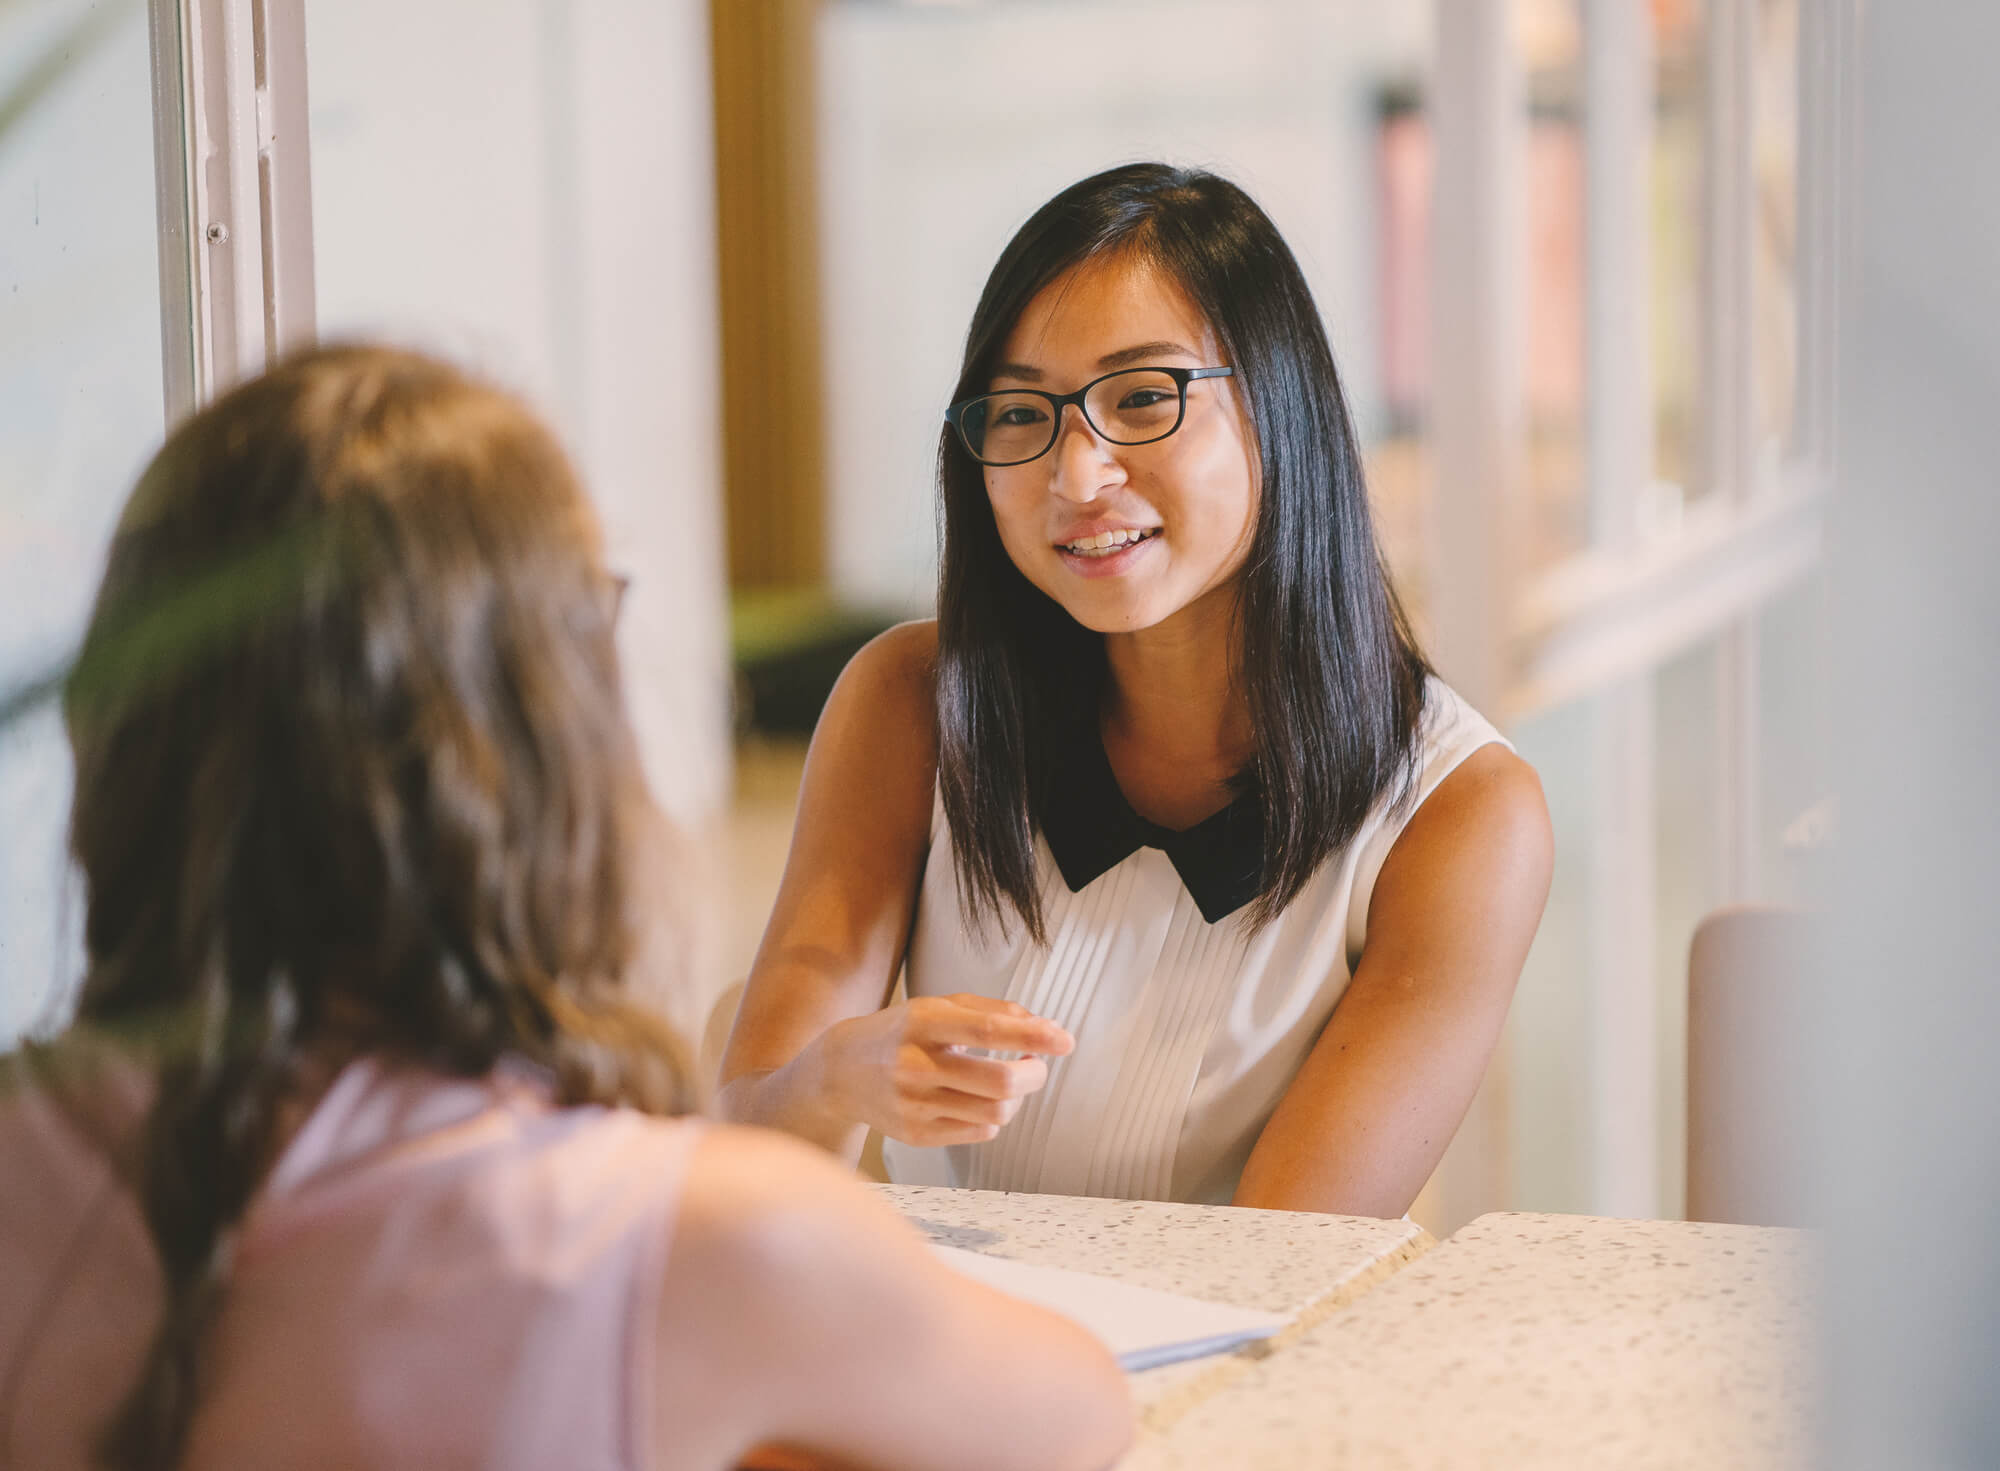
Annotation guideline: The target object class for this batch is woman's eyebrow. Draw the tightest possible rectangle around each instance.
[991,341,1201,384]
[1097,340,1199,369]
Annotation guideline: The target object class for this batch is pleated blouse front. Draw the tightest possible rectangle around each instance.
[881,677,1505,1205]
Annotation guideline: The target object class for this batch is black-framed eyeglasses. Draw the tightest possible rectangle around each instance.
[944,365,1234,467]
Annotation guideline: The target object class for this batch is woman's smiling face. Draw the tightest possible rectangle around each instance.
[981,253,1259,637]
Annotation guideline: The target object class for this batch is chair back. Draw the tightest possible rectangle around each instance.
[1686,905,1814,1227]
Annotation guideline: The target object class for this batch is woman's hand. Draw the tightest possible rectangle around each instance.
[721,622,1071,1162]
[812,994,1072,1147]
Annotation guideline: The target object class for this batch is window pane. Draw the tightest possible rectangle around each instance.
[0,0,165,1044]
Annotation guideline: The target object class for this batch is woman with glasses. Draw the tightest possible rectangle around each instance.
[0,347,1131,1471]
[720,164,1552,1216]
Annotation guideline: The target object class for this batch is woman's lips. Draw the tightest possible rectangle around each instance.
[1054,528,1161,579]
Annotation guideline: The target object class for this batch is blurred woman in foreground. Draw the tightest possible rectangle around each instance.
[0,346,1131,1471]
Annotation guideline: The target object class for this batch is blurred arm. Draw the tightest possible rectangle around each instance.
[656,1125,1135,1471]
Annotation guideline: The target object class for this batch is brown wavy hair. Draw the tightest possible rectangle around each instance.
[60,344,694,1468]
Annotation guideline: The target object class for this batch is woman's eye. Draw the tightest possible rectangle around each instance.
[995,404,1048,426]
[1118,389,1173,410]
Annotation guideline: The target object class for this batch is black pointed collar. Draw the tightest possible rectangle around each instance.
[1035,715,1265,925]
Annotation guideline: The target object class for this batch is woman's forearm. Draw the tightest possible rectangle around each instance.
[714,1043,870,1163]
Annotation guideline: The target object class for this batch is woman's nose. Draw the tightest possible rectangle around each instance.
[1048,404,1123,503]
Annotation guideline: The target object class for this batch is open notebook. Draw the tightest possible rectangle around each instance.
[933,1244,1288,1372]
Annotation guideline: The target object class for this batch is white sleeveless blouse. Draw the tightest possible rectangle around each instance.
[882,677,1507,1205]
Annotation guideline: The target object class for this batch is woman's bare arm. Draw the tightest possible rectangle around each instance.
[1232,744,1553,1216]
[653,1126,1134,1471]
[716,622,1068,1160]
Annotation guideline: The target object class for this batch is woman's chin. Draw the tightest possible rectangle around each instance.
[1052,590,1171,636]
[1039,566,1243,641]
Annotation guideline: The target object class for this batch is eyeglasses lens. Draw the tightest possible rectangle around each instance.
[961,391,1048,464]
[1084,369,1183,445]
[958,369,1185,465]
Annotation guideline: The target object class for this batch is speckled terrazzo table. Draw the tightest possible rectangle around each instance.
[875,1183,1435,1424]
[1123,1210,1816,1470]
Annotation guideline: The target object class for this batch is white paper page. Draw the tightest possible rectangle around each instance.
[932,1244,1288,1372]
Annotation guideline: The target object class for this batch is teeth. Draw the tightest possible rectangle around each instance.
[1062,528,1156,556]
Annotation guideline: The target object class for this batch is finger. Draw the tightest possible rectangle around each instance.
[944,993,1032,1015]
[913,1086,1023,1130]
[898,1118,1003,1148]
[916,998,1074,1057]
[923,1049,1050,1101]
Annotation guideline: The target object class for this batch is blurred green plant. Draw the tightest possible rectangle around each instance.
[729,584,888,666]
[4,513,334,744]
[0,656,64,733]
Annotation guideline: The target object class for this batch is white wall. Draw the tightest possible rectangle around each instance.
[815,0,1431,614]
[306,0,731,843]
[0,0,162,1043]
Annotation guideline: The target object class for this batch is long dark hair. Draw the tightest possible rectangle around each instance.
[936,163,1432,940]
[59,344,694,1469]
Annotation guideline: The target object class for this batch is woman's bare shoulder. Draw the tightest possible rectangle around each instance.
[814,618,939,768]
[836,619,937,705]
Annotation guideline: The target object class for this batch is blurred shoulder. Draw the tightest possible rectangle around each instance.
[672,1123,895,1272]
[667,1121,961,1365]
[820,619,938,757]
[839,619,937,702]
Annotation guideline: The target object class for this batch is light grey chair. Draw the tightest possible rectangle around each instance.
[1685,905,1815,1228]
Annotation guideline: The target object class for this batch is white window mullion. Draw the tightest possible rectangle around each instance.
[1587,677,1657,1212]
[1794,0,1855,478]
[256,0,317,366]
[1428,0,1524,718]
[1703,0,1761,903]
[1716,627,1761,898]
[149,0,315,420]
[148,0,199,418]
[1423,0,1527,1231]
[1700,0,1758,509]
[1584,0,1652,556]
[1581,0,1659,1219]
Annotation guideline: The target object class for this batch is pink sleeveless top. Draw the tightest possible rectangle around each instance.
[0,1046,702,1470]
